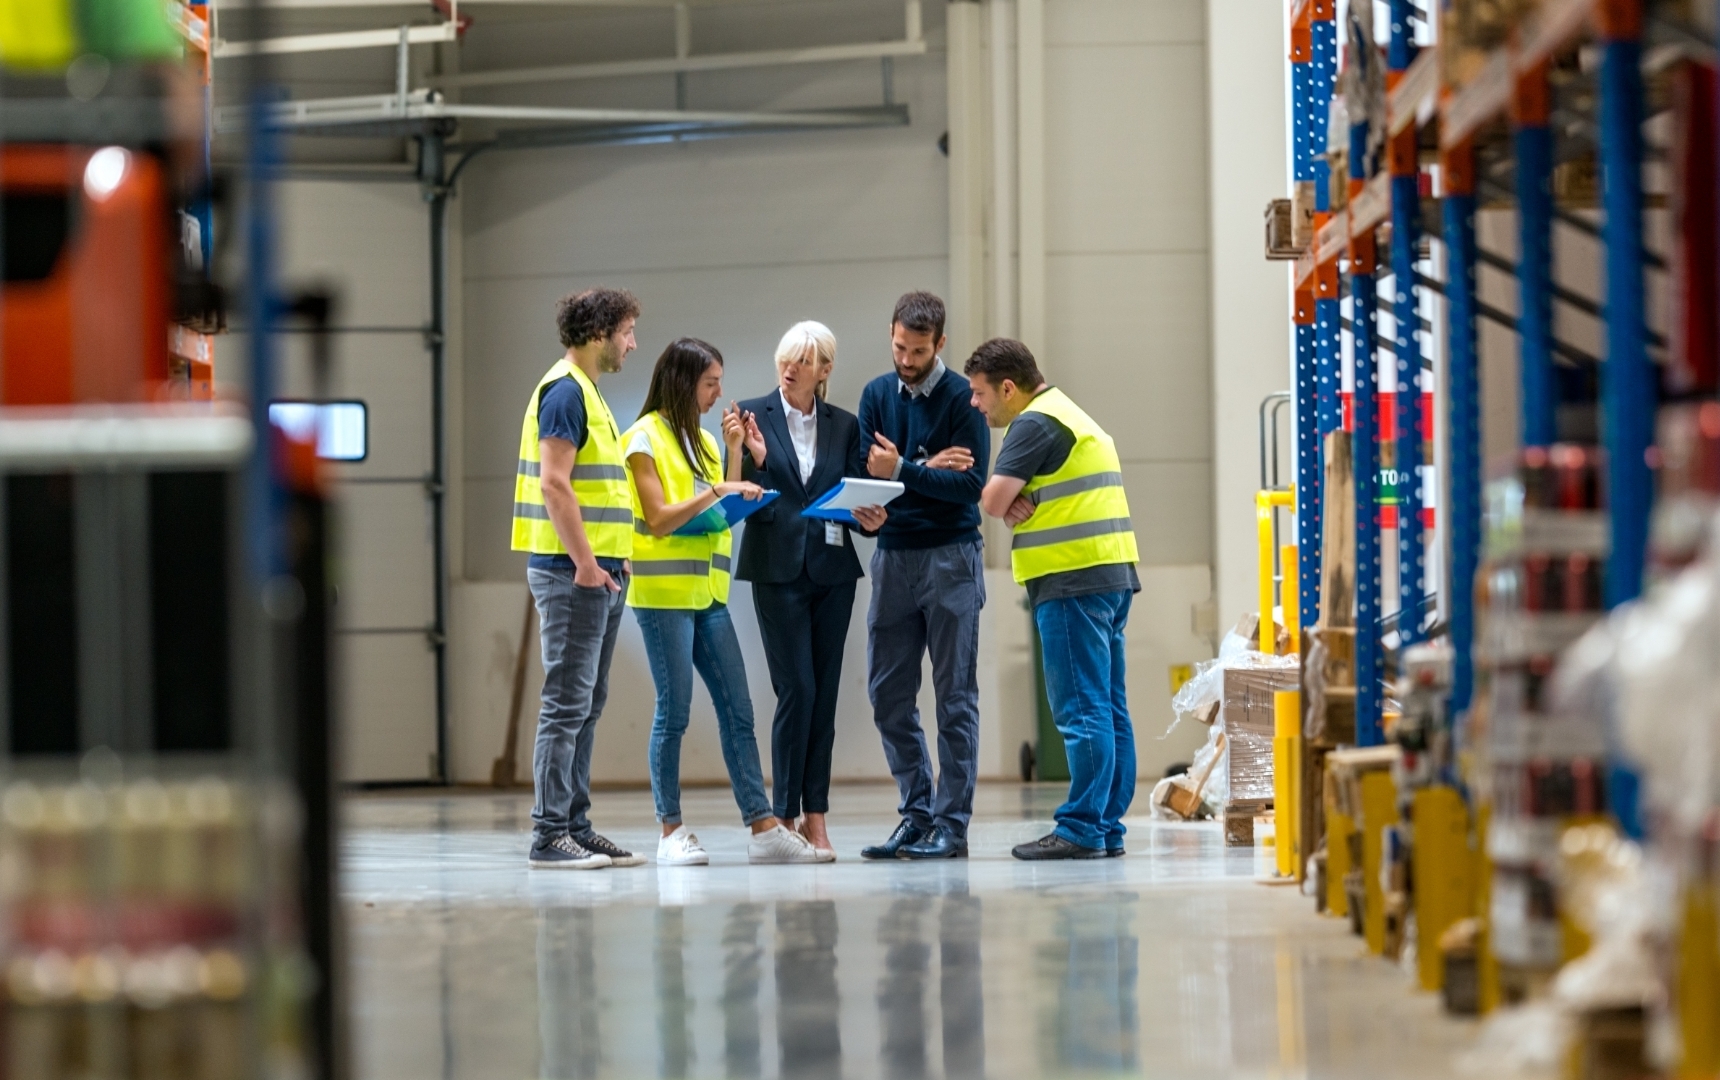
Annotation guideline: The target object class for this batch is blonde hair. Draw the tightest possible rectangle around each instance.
[774,320,837,401]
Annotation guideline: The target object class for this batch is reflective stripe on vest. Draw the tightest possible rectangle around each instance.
[511,360,635,559]
[622,412,733,610]
[1009,388,1139,585]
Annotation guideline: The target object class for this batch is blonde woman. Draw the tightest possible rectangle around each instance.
[726,322,887,859]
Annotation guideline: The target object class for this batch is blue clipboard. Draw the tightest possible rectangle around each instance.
[801,478,904,525]
[672,490,779,536]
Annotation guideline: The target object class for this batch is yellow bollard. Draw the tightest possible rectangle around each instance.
[1680,878,1720,1078]
[1255,489,1295,654]
[1275,545,1301,879]
[1257,493,1277,652]
[1477,804,1501,1014]
[1254,489,1296,880]
[1360,770,1399,955]
[1412,787,1476,991]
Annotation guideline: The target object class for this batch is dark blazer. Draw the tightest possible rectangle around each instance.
[733,391,868,586]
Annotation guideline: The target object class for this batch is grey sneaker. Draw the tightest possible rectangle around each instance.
[529,833,611,870]
[577,831,647,867]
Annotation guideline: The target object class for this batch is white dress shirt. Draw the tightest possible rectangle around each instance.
[780,389,818,485]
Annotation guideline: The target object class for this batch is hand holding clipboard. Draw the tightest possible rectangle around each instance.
[802,478,903,526]
[672,490,780,536]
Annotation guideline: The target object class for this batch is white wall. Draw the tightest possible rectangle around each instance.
[451,12,962,787]
[216,180,443,783]
[238,0,1222,788]
[452,0,1221,787]
[1044,0,1214,573]
[1037,0,1217,777]
[1206,0,1293,629]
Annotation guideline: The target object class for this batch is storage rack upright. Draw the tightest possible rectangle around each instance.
[0,2,341,1075]
[1280,0,1712,1031]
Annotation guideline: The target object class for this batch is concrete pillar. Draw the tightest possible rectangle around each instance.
[946,0,989,365]
[1015,0,1045,360]
[987,0,1016,342]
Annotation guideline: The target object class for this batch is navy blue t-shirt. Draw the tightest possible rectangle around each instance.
[528,377,627,575]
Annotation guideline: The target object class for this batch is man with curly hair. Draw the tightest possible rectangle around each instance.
[512,287,647,870]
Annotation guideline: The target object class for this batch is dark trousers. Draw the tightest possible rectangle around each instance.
[866,541,986,836]
[754,573,857,820]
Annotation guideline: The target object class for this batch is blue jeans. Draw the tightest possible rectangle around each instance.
[1035,589,1136,850]
[867,541,985,837]
[633,602,773,826]
[528,566,628,844]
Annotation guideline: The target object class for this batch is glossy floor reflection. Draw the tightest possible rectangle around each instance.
[345,784,1476,1079]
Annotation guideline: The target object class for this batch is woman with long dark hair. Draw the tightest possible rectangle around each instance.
[624,337,825,865]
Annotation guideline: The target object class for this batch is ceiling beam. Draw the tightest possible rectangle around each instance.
[214,21,457,56]
[214,91,909,135]
[431,37,927,90]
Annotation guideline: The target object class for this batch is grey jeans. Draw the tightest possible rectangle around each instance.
[528,566,628,843]
[866,541,986,836]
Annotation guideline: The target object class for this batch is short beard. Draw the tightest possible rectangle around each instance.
[599,338,624,374]
[896,360,932,386]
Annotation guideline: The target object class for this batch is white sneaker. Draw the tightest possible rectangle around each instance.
[748,823,825,864]
[656,825,710,866]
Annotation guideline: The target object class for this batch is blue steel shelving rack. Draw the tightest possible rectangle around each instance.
[1388,0,1425,650]
[1514,63,1557,452]
[1351,195,1384,745]
[1435,0,1654,809]
[1442,142,1479,720]
[1597,0,1652,829]
[1291,0,1337,641]
[1287,0,1656,811]
[1289,0,1414,749]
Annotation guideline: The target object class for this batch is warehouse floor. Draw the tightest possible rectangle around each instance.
[344,784,1476,1079]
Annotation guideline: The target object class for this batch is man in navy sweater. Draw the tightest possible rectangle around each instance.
[856,292,990,860]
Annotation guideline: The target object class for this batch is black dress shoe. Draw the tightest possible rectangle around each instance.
[861,820,926,860]
[901,825,967,859]
[1012,832,1105,861]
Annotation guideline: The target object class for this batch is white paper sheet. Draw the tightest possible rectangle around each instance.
[812,478,905,510]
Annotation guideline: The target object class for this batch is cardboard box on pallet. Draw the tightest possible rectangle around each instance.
[1217,662,1298,845]
[1224,800,1271,846]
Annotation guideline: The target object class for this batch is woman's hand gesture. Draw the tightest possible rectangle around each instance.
[715,480,767,501]
[722,402,768,464]
[742,412,767,463]
[721,403,747,453]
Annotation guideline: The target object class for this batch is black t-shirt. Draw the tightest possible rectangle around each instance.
[994,406,1141,608]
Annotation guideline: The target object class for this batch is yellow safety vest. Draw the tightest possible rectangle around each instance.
[1009,388,1139,584]
[622,412,733,609]
[511,360,634,560]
